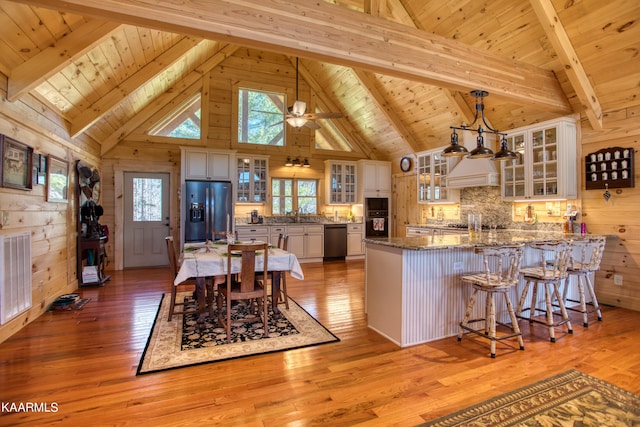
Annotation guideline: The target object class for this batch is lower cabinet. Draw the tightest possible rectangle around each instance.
[347,223,364,257]
[269,225,287,246]
[406,226,432,237]
[236,226,270,242]
[287,225,324,261]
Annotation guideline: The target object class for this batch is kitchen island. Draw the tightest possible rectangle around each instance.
[363,231,602,347]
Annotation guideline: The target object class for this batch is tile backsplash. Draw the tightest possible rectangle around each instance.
[425,187,565,231]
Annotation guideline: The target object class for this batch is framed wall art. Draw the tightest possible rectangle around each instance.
[35,153,47,185]
[1,134,33,190]
[47,155,69,202]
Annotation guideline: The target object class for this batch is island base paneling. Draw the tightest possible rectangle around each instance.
[365,242,581,347]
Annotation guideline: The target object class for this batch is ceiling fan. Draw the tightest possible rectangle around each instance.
[284,58,343,129]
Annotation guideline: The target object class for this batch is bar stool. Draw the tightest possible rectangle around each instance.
[563,236,606,327]
[458,244,525,358]
[517,241,573,342]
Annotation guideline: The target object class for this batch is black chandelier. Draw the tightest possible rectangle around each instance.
[441,90,517,161]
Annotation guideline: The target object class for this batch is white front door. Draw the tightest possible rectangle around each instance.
[123,172,170,268]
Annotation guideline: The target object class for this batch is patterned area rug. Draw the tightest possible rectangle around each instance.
[421,369,640,426]
[137,292,339,374]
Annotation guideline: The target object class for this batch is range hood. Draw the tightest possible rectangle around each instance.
[447,157,499,188]
[446,132,500,188]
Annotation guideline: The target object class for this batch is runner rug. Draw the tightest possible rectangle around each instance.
[137,292,339,374]
[421,369,640,426]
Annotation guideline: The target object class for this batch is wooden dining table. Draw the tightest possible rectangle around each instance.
[176,240,304,324]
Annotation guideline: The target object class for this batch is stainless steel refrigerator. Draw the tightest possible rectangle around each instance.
[184,180,234,242]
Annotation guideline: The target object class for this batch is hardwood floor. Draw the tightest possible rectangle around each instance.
[1,260,639,426]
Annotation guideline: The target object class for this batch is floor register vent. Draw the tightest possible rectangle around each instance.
[0,232,32,325]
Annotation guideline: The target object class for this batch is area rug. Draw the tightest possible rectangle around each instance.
[421,369,640,426]
[49,297,91,311]
[137,292,339,374]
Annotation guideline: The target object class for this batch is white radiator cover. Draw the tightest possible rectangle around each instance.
[0,232,32,325]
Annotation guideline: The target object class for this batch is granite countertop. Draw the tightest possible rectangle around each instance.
[363,230,603,251]
[236,221,362,226]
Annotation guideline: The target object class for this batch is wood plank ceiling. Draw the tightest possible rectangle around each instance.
[1,0,639,161]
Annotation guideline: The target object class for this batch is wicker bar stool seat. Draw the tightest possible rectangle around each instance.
[458,244,525,358]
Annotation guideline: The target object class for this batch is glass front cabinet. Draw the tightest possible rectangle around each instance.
[325,160,357,204]
[501,116,577,200]
[236,155,268,203]
[417,149,459,204]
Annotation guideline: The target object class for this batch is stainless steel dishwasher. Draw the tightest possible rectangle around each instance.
[324,223,347,260]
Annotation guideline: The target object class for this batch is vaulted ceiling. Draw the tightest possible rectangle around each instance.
[1,0,639,161]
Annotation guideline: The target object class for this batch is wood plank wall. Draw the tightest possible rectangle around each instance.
[580,110,640,311]
[0,74,100,343]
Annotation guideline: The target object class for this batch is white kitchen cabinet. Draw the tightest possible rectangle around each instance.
[236,155,268,203]
[287,224,324,261]
[416,149,459,204]
[181,148,235,181]
[406,226,433,237]
[235,225,270,242]
[325,160,357,204]
[347,223,364,257]
[406,225,467,236]
[358,160,391,200]
[269,225,287,246]
[501,116,577,200]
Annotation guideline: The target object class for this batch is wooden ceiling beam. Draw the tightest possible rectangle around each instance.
[100,43,239,155]
[529,0,603,130]
[353,69,422,154]
[7,20,121,102]
[14,0,573,114]
[70,35,205,138]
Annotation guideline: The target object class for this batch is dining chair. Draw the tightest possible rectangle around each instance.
[272,234,290,309]
[216,242,270,343]
[165,236,203,321]
[517,240,573,342]
[562,236,606,327]
[457,244,525,358]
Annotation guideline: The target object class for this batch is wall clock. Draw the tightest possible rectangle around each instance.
[400,156,412,172]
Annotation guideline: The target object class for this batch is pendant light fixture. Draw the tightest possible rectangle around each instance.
[441,90,517,161]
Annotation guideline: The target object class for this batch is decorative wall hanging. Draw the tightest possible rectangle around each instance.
[0,134,33,190]
[585,147,634,190]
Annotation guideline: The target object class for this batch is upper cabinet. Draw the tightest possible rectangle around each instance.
[501,117,577,200]
[182,148,235,181]
[325,160,357,205]
[236,155,269,203]
[358,160,391,200]
[417,149,459,204]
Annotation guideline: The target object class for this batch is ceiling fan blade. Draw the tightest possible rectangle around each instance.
[304,120,321,130]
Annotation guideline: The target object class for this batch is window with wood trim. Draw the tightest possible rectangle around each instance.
[272,178,318,215]
[148,93,201,139]
[237,88,285,146]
